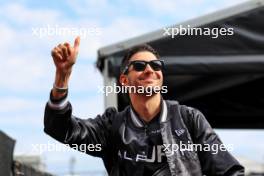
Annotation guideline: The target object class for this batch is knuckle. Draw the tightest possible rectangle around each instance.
[51,49,56,55]
[62,46,67,51]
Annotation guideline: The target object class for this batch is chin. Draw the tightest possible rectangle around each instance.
[138,83,154,87]
[139,80,157,86]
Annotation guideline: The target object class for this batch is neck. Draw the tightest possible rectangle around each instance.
[130,93,162,122]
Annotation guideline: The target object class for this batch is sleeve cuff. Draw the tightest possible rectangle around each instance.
[48,90,69,110]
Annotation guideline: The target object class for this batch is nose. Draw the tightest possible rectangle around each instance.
[143,64,154,73]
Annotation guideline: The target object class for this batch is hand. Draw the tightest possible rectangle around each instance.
[51,36,80,74]
[50,37,80,98]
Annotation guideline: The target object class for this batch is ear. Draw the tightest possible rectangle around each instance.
[119,73,128,86]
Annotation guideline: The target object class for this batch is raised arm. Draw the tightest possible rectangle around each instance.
[44,37,117,157]
[50,36,80,99]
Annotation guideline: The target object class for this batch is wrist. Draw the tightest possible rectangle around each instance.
[53,83,68,92]
[52,88,67,100]
[54,69,71,87]
[53,69,71,99]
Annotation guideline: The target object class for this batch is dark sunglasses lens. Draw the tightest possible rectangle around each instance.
[149,60,163,71]
[133,61,147,71]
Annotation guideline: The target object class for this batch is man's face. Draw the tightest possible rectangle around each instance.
[120,51,163,90]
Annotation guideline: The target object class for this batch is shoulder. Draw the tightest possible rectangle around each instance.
[165,99,204,120]
[103,106,118,116]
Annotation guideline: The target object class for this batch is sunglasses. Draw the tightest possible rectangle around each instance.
[123,60,164,74]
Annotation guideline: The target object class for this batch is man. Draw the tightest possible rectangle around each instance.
[44,36,244,176]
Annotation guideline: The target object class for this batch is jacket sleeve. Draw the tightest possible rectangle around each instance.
[43,101,117,157]
[186,107,245,176]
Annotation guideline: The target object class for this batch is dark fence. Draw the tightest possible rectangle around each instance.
[0,131,15,176]
[12,161,53,176]
[0,130,54,176]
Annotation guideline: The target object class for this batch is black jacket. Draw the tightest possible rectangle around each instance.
[44,99,244,176]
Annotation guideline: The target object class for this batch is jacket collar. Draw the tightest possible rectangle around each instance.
[130,98,168,128]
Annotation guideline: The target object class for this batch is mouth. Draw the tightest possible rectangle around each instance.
[139,77,157,84]
[139,75,157,80]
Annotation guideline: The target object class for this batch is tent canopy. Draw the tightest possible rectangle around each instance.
[96,0,264,129]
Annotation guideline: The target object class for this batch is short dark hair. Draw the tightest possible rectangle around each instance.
[120,44,160,74]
